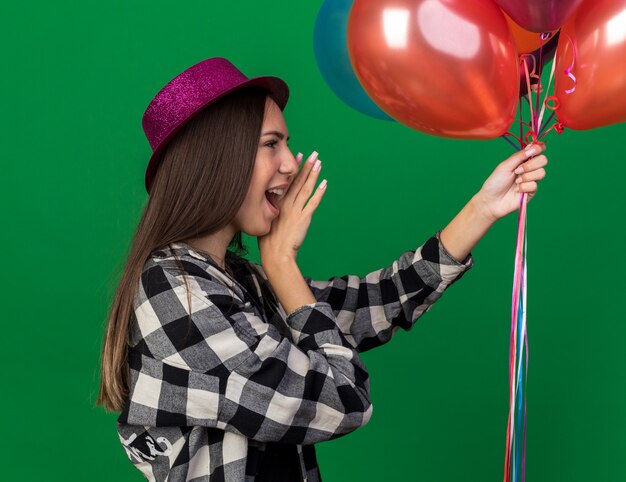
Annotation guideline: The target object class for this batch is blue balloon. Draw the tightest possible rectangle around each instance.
[313,0,393,121]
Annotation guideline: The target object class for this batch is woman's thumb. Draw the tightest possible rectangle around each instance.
[501,142,543,172]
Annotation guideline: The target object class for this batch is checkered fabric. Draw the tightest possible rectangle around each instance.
[116,231,473,481]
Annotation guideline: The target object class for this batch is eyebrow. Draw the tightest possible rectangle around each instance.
[262,130,290,141]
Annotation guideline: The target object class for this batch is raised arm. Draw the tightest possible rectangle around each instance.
[256,143,547,354]
[258,232,472,353]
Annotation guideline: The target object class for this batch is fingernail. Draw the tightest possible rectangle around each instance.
[308,151,318,163]
[313,159,322,172]
[515,176,522,184]
[525,146,537,157]
[514,166,524,174]
[296,152,303,163]
[319,179,327,190]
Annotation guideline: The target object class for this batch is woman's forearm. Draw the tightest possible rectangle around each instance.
[265,193,496,313]
[439,193,497,262]
[263,258,317,316]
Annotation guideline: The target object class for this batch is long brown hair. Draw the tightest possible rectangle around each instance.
[97,87,270,411]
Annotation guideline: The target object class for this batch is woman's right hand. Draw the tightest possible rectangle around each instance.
[257,151,328,267]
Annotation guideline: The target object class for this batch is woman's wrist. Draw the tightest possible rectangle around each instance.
[470,191,500,225]
[439,193,497,262]
[263,257,316,315]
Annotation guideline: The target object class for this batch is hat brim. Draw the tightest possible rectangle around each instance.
[144,75,289,194]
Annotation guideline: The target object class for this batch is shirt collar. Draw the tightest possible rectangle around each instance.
[167,241,245,273]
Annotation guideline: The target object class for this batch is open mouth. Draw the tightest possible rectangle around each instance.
[265,191,280,214]
[265,191,279,208]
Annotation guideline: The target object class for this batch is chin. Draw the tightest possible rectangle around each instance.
[244,219,273,237]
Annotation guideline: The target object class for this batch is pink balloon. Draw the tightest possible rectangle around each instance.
[493,0,585,32]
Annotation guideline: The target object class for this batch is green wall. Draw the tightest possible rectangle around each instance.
[3,1,625,480]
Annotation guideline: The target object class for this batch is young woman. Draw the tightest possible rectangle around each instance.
[98,57,547,482]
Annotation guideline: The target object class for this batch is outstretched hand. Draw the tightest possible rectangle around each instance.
[474,142,548,222]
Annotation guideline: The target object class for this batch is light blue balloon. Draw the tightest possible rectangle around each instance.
[313,0,394,121]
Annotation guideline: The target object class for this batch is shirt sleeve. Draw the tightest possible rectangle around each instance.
[297,231,473,353]
[119,263,372,446]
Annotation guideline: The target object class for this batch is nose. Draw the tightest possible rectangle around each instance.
[279,151,300,179]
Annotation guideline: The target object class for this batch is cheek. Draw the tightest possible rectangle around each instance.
[240,190,272,224]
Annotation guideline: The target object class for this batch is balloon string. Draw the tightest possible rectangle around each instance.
[504,32,568,480]
[501,133,521,150]
[538,111,556,137]
[534,34,544,127]
[537,56,557,132]
[539,121,565,138]
[562,32,578,94]
[518,83,528,149]
[506,190,528,482]
[503,171,523,482]
[503,48,535,476]
[522,58,536,134]
[522,224,528,481]
[517,202,528,482]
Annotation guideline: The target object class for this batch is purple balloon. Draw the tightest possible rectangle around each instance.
[494,0,584,32]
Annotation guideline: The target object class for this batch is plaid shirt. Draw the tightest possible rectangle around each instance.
[117,232,473,481]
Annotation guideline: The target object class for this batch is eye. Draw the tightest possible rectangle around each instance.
[265,140,278,149]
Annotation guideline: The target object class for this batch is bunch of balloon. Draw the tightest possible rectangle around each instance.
[495,1,626,479]
[341,1,626,482]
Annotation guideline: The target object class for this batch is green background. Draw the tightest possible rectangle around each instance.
[3,1,625,480]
